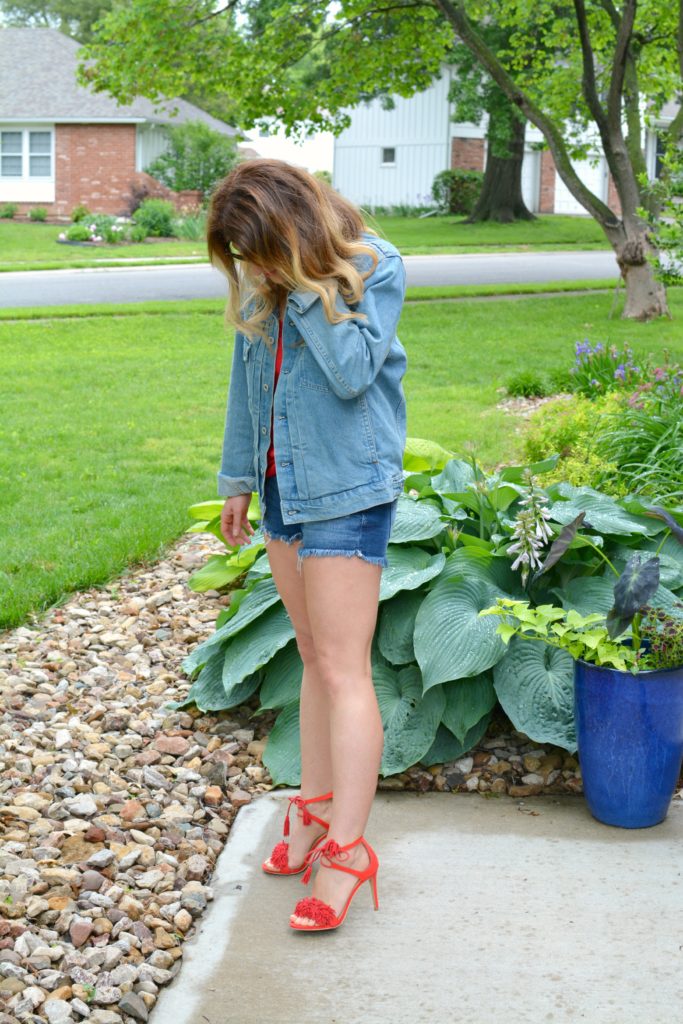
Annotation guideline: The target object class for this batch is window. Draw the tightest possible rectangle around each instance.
[381,147,396,166]
[0,129,53,178]
[1,132,22,176]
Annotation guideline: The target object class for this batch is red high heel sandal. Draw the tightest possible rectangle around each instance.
[261,792,333,876]
[289,836,379,931]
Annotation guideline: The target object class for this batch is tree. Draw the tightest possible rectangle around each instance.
[146,121,240,201]
[0,0,113,43]
[79,0,683,319]
[447,34,535,223]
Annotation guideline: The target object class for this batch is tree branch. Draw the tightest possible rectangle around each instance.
[433,0,620,228]
[572,0,610,137]
[607,0,636,134]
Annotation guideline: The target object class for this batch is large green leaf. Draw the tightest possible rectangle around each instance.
[379,547,446,602]
[187,544,264,593]
[441,547,521,595]
[373,664,446,776]
[431,458,476,495]
[389,494,445,544]
[377,590,423,665]
[493,636,576,751]
[561,575,682,617]
[262,701,301,786]
[403,437,454,472]
[221,604,295,692]
[440,674,497,742]
[181,577,282,674]
[547,485,657,537]
[420,711,494,767]
[259,641,304,709]
[172,648,260,712]
[414,576,507,690]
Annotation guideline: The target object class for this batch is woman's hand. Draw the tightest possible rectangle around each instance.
[221,494,255,546]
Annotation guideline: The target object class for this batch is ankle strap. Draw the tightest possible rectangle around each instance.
[301,836,365,885]
[283,791,333,837]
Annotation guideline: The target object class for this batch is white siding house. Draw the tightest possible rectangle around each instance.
[333,72,673,215]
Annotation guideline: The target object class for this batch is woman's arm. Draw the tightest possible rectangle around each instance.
[287,251,406,400]
[217,332,257,497]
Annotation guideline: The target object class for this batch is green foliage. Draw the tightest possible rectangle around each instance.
[640,605,683,670]
[71,204,91,222]
[173,437,683,781]
[594,369,683,504]
[0,203,17,219]
[505,370,551,398]
[29,206,47,222]
[313,169,332,185]
[570,340,652,398]
[65,223,92,242]
[173,211,207,241]
[146,121,239,201]
[637,134,683,285]
[1,0,115,43]
[431,169,483,216]
[133,198,176,238]
[480,599,640,672]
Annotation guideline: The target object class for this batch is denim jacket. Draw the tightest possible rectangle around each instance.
[217,232,407,523]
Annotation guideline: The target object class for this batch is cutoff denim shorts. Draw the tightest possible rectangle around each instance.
[262,473,398,575]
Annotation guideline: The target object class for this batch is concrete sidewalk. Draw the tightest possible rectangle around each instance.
[155,791,682,1024]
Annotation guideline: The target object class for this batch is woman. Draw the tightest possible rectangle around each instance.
[207,159,407,932]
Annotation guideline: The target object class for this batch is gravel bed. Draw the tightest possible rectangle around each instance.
[1,529,679,1023]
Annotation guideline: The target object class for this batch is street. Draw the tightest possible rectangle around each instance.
[0,250,619,308]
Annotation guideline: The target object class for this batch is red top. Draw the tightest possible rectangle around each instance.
[265,317,283,478]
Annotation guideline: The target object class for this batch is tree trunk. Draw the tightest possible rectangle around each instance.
[467,112,535,223]
[606,227,670,320]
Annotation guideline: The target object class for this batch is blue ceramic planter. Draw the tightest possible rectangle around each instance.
[574,659,683,828]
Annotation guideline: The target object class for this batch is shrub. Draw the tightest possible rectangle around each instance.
[595,369,683,503]
[505,371,551,398]
[0,202,17,219]
[71,204,91,223]
[147,120,240,201]
[522,393,625,495]
[65,223,92,242]
[130,224,148,243]
[313,170,332,185]
[133,198,176,238]
[29,207,47,222]
[173,211,207,241]
[431,169,483,216]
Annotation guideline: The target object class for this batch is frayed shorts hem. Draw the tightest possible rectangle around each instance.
[296,547,388,575]
[263,528,303,546]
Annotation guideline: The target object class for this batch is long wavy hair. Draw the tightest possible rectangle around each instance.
[207,159,378,348]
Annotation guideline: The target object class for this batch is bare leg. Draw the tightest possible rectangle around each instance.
[261,538,333,869]
[291,555,384,925]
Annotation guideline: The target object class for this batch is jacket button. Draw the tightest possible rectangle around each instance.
[287,510,299,516]
[261,427,267,435]
[263,383,269,391]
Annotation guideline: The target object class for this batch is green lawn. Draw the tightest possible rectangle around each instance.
[0,213,610,271]
[1,289,680,630]
[372,213,610,254]
[0,221,207,271]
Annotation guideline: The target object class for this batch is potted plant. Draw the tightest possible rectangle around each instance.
[480,508,683,829]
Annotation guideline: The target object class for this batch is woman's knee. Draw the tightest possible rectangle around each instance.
[295,630,318,666]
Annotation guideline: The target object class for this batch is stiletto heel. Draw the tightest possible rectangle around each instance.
[289,835,379,931]
[262,791,332,876]
[370,872,379,911]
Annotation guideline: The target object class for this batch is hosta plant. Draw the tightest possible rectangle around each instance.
[171,438,683,785]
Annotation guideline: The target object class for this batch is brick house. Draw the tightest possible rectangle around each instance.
[0,27,238,219]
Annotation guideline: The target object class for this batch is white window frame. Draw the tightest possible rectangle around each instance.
[0,124,56,203]
[381,146,396,167]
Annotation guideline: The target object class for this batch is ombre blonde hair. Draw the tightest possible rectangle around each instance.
[207,159,378,349]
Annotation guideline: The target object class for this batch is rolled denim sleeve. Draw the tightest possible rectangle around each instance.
[287,250,406,400]
[217,333,257,497]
